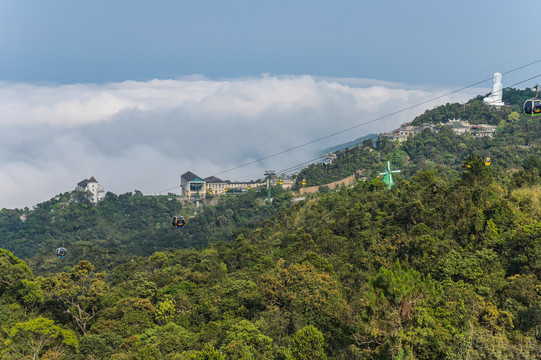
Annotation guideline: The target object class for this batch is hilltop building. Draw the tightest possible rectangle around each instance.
[445,119,470,134]
[204,176,227,196]
[380,119,497,143]
[443,119,497,138]
[380,122,435,142]
[180,171,292,200]
[76,176,105,203]
[180,171,206,200]
[470,124,498,137]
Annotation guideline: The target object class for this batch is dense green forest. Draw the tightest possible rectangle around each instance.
[3,89,541,359]
[0,187,291,275]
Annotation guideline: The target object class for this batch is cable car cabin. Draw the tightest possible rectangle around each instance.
[56,247,67,258]
[485,157,491,166]
[171,216,186,228]
[524,99,541,116]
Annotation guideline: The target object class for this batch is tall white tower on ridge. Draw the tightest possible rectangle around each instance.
[483,72,505,106]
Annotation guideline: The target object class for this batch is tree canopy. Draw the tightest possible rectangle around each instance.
[3,90,541,358]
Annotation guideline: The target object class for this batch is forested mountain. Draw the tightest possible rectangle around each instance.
[3,89,541,359]
[0,187,291,275]
[296,88,541,189]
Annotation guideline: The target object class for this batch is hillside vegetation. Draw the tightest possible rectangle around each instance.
[3,89,541,359]
[296,88,541,188]
[0,187,291,275]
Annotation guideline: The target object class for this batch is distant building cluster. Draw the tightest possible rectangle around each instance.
[443,119,498,138]
[76,176,105,203]
[380,122,436,142]
[380,118,498,143]
[180,171,293,200]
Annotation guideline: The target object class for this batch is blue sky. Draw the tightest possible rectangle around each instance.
[1,1,537,85]
[0,1,539,208]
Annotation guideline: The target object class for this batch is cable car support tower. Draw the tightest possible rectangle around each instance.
[265,170,275,204]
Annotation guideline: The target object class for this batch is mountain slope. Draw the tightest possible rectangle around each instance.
[0,187,291,274]
[3,154,541,358]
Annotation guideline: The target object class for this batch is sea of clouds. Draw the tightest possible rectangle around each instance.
[0,75,484,209]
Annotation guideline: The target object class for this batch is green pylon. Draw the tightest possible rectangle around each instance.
[379,161,400,189]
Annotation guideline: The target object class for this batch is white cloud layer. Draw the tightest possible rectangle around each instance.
[0,75,484,209]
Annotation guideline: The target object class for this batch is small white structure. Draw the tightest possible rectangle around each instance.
[76,176,105,203]
[483,72,505,106]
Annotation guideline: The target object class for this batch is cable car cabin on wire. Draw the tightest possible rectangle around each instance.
[171,215,186,229]
[524,85,541,116]
[523,99,541,116]
[56,247,67,258]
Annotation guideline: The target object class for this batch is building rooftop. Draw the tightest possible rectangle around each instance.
[78,176,99,188]
[204,176,224,183]
[181,171,204,182]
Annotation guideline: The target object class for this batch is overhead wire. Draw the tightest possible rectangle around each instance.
[155,76,541,194]
[209,61,541,178]
[151,60,541,194]
[278,155,327,174]
[271,72,541,176]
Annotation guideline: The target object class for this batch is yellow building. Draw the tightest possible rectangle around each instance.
[182,171,290,198]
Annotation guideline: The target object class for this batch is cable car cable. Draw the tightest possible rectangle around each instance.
[154,71,541,194]
[210,70,541,179]
[151,62,541,195]
[269,73,541,178]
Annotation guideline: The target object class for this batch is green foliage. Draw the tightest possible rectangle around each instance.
[290,325,327,360]
[12,279,43,309]
[0,249,34,297]
[115,297,156,337]
[188,343,225,360]
[155,298,176,325]
[5,89,541,358]
[3,316,78,359]
[146,323,195,354]
[75,333,123,360]
[222,319,273,359]
[0,188,290,276]
[40,260,108,335]
[358,262,442,358]
[258,261,346,333]
[460,154,493,188]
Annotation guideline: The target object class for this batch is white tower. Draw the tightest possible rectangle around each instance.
[483,72,504,106]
